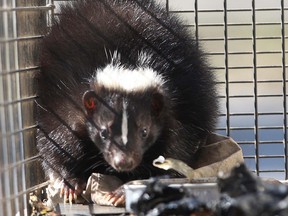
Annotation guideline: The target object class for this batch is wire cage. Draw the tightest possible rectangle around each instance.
[0,0,53,215]
[0,0,287,215]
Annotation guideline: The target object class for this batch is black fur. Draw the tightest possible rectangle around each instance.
[37,0,218,184]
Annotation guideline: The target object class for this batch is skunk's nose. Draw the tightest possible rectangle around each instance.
[113,154,134,171]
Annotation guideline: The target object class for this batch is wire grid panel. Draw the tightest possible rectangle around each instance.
[0,0,52,215]
[166,0,288,179]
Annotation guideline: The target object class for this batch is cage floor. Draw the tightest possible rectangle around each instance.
[55,203,126,215]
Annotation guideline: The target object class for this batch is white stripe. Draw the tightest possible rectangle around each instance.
[95,65,164,92]
[121,100,128,145]
[93,52,165,93]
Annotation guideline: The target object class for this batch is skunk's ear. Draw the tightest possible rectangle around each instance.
[151,92,164,116]
[82,91,97,116]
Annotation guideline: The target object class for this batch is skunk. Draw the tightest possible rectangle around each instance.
[37,0,218,205]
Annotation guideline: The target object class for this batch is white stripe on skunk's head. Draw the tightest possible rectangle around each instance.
[92,52,165,93]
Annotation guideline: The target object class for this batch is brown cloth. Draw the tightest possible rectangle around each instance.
[193,133,243,168]
[186,133,244,178]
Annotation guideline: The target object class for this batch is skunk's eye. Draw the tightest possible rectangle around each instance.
[141,128,148,138]
[83,91,97,116]
[100,128,109,140]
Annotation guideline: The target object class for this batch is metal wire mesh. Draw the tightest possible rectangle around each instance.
[0,1,52,215]
[0,0,287,215]
[160,0,288,180]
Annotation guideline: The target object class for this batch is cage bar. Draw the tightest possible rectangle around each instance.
[0,0,288,214]
[0,0,51,215]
